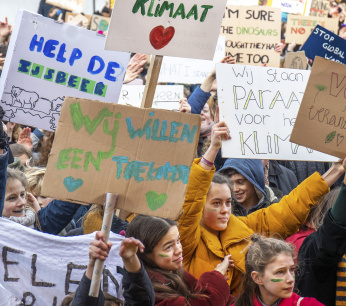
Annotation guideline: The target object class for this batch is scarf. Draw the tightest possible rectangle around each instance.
[5,209,36,228]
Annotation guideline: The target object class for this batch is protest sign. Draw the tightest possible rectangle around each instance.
[42,97,200,218]
[227,0,258,6]
[216,63,337,161]
[268,0,311,15]
[285,14,338,44]
[221,6,281,67]
[301,25,346,65]
[90,14,110,32]
[309,0,330,17]
[105,0,227,60]
[284,51,308,69]
[119,85,184,110]
[65,12,91,28]
[0,218,123,305]
[46,0,85,12]
[158,36,225,84]
[290,57,346,159]
[0,10,130,131]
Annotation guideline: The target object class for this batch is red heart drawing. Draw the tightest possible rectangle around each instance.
[149,25,175,50]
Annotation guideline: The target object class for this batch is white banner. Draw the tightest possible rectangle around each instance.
[119,85,184,110]
[158,36,225,84]
[0,218,124,305]
[0,10,130,131]
[216,63,338,161]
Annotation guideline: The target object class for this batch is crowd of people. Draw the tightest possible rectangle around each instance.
[0,0,346,305]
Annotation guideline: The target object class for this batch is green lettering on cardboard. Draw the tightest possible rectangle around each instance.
[71,148,84,169]
[57,148,73,169]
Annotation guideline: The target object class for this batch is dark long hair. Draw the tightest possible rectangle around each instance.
[126,215,203,301]
[235,234,294,306]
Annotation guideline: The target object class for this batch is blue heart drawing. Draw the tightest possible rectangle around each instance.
[63,176,83,192]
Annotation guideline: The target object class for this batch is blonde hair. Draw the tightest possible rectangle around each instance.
[235,235,294,306]
[24,167,46,196]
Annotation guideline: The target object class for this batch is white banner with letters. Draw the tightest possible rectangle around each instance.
[216,63,338,161]
[0,218,124,305]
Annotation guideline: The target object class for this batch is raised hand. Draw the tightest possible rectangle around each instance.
[123,53,147,84]
[178,98,191,113]
[18,127,33,151]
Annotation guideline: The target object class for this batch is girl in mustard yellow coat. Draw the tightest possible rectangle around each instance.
[178,121,344,296]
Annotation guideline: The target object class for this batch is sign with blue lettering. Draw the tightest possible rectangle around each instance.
[42,97,200,219]
[0,10,130,131]
[301,25,346,65]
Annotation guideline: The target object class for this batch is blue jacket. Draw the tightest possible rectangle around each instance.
[0,149,9,214]
[219,158,268,216]
[188,85,211,115]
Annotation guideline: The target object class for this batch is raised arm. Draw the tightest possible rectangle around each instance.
[242,161,345,239]
[178,122,230,265]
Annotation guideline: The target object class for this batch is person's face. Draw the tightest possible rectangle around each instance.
[200,104,213,128]
[202,183,232,235]
[339,27,346,39]
[33,191,52,208]
[18,153,29,166]
[252,253,295,305]
[151,226,183,271]
[229,173,258,206]
[3,179,26,218]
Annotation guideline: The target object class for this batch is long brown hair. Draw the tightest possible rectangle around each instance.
[126,215,203,301]
[35,131,54,167]
[235,235,294,306]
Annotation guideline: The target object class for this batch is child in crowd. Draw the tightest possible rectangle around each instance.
[179,120,345,295]
[234,235,323,305]
[73,215,234,305]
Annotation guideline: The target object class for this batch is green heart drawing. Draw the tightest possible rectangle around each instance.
[145,191,167,211]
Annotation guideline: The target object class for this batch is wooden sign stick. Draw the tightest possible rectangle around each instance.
[89,193,118,297]
[140,55,163,108]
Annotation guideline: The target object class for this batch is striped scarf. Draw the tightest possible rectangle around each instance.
[336,254,346,305]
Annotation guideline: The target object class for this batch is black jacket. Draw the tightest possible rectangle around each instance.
[296,210,346,306]
[269,161,298,195]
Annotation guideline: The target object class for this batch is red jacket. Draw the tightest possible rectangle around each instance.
[286,228,315,264]
[148,269,233,305]
[253,293,324,305]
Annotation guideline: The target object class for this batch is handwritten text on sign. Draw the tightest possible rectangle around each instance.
[0,10,129,131]
[291,57,346,159]
[0,218,123,306]
[42,97,200,219]
[285,14,338,44]
[216,63,337,161]
[220,6,281,67]
[301,25,346,65]
[105,0,227,60]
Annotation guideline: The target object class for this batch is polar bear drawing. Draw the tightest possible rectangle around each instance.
[10,86,39,109]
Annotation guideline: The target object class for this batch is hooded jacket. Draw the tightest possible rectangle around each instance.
[179,159,329,295]
[219,158,279,216]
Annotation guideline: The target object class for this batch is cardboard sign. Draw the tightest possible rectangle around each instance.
[284,51,308,69]
[90,15,110,32]
[158,36,225,84]
[221,6,281,67]
[269,0,311,15]
[105,0,227,60]
[65,12,91,28]
[310,0,330,17]
[119,85,184,110]
[0,218,123,305]
[46,0,85,12]
[285,15,338,44]
[42,97,200,219]
[301,25,346,65]
[0,10,130,131]
[290,57,346,159]
[227,0,258,6]
[216,63,337,161]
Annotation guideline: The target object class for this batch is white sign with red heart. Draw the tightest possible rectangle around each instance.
[105,0,227,60]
